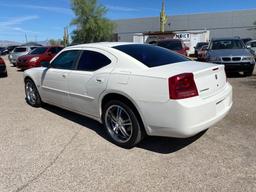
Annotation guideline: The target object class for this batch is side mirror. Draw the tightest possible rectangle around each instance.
[41,61,50,68]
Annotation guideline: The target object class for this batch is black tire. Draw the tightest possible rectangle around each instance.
[25,79,42,107]
[102,100,144,148]
[0,72,7,77]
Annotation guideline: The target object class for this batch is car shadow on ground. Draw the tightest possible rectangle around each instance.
[42,103,206,154]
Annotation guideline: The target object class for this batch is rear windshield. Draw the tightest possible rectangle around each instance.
[14,47,27,52]
[158,40,182,50]
[113,44,190,68]
[30,47,48,55]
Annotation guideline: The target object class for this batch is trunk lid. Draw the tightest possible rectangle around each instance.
[146,61,227,99]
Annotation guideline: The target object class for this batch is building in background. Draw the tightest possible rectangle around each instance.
[114,9,256,54]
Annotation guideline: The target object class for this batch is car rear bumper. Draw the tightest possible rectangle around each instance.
[0,65,7,76]
[139,83,232,138]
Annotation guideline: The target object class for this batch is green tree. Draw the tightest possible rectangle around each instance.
[70,0,115,44]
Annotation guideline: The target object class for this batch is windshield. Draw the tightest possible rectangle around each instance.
[158,40,183,50]
[14,47,27,53]
[210,40,244,50]
[113,44,190,68]
[30,47,47,55]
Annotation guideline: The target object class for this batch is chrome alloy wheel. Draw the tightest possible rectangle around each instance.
[25,81,37,105]
[105,105,133,143]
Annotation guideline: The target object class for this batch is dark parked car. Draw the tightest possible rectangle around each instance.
[16,46,63,70]
[194,42,208,57]
[0,57,7,77]
[156,39,189,56]
[0,47,8,55]
[206,38,255,76]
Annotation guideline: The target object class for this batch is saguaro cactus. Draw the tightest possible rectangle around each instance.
[160,0,168,32]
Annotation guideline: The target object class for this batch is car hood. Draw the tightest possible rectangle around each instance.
[208,49,252,57]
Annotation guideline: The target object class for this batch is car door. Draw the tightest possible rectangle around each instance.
[67,49,116,117]
[40,50,81,108]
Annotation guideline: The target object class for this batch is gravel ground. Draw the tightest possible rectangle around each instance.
[0,56,255,192]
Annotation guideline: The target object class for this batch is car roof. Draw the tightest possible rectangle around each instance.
[247,40,256,44]
[15,46,40,49]
[69,42,134,49]
[211,37,241,41]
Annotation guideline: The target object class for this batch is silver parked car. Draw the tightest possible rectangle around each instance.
[246,40,256,56]
[8,46,40,66]
[206,38,255,76]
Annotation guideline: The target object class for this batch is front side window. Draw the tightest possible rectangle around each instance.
[51,50,80,70]
[14,47,27,53]
[77,50,111,71]
[250,42,256,48]
[114,44,189,68]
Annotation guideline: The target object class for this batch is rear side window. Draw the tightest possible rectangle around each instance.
[77,50,111,71]
[51,50,80,70]
[114,44,189,68]
[14,47,27,52]
[158,41,182,50]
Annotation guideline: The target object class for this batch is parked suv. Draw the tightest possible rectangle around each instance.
[206,38,255,76]
[156,39,189,56]
[8,46,40,66]
[16,46,63,70]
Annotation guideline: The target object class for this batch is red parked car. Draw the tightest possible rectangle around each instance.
[16,46,63,70]
[0,57,7,77]
[156,39,189,56]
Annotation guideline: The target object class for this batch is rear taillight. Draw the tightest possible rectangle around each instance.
[169,73,198,99]
[0,58,5,65]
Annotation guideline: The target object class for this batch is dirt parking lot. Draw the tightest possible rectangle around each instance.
[0,56,255,192]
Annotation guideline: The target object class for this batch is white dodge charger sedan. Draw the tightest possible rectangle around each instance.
[24,42,232,148]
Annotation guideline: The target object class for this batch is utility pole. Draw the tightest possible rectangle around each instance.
[63,27,69,47]
[25,33,28,43]
[160,0,168,32]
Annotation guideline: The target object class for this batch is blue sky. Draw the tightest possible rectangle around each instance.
[0,0,255,42]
